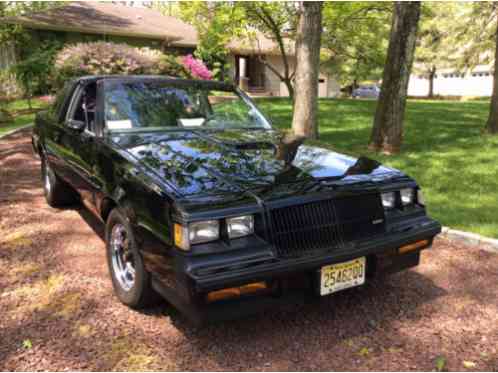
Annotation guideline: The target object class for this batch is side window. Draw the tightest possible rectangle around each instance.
[70,83,97,133]
[51,82,73,122]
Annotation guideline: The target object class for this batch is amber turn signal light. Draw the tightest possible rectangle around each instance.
[398,239,429,254]
[174,223,188,250]
[206,282,267,303]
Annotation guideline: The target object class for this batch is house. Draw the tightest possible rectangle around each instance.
[4,1,340,98]
[408,65,494,97]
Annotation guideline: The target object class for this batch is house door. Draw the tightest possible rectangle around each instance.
[234,55,266,91]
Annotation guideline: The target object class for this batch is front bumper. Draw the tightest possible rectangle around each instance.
[189,217,440,292]
[151,217,441,324]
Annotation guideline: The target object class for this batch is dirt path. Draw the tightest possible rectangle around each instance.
[1,130,497,371]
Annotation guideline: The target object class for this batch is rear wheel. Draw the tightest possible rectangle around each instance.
[41,156,78,207]
[105,208,158,308]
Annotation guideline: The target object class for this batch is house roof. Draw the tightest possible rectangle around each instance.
[4,1,198,47]
[4,1,289,55]
[228,31,295,56]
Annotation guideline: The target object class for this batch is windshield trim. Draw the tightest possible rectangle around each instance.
[235,87,273,130]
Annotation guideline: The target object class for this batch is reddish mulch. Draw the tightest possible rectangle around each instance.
[1,130,498,371]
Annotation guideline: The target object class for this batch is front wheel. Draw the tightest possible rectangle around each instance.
[105,208,159,308]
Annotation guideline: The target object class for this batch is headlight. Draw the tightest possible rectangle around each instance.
[227,215,254,239]
[174,220,219,251]
[400,188,415,205]
[381,192,396,209]
[417,189,425,206]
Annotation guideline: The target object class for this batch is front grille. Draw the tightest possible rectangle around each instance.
[268,194,385,258]
[334,193,385,241]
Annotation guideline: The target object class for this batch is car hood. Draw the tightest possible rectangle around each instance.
[109,129,406,200]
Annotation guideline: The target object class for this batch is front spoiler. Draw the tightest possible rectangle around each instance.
[189,217,441,292]
[151,217,440,325]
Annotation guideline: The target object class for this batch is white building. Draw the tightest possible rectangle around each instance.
[408,65,494,97]
[227,36,340,98]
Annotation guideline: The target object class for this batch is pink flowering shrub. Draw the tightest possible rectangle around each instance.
[181,54,212,80]
[52,42,213,88]
[54,42,154,84]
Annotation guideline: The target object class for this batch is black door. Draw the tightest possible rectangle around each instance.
[59,83,102,213]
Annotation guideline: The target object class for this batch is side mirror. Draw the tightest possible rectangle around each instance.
[66,119,86,132]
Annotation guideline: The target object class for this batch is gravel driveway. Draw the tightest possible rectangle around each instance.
[1,130,498,371]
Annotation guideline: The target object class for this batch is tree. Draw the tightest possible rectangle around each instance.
[451,2,498,133]
[178,2,298,100]
[452,3,496,70]
[241,2,298,101]
[178,2,245,80]
[0,2,58,46]
[413,3,456,98]
[1,2,62,99]
[149,1,181,17]
[291,2,323,139]
[320,2,391,88]
[486,8,498,134]
[369,2,421,154]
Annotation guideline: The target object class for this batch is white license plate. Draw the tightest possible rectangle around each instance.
[320,257,366,296]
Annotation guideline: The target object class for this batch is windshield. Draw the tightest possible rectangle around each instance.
[103,81,271,132]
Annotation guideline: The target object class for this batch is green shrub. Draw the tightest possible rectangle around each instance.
[0,70,16,123]
[0,69,22,100]
[10,38,62,99]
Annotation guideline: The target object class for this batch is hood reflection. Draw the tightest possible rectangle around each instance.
[110,129,403,198]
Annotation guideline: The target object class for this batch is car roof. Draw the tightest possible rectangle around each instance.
[74,75,235,91]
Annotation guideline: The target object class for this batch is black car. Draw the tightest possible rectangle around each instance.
[32,76,441,324]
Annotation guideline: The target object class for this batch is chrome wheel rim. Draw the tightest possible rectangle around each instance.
[44,163,52,194]
[110,223,136,291]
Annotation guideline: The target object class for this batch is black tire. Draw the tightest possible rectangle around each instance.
[105,207,159,309]
[41,156,78,207]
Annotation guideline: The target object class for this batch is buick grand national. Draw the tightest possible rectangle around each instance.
[32,76,441,324]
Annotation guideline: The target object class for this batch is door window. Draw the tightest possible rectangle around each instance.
[69,83,97,133]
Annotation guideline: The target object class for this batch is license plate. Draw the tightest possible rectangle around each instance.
[320,257,366,296]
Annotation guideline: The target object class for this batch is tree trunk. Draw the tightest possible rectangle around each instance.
[486,18,498,134]
[26,95,32,111]
[283,77,295,102]
[369,2,421,154]
[428,65,436,98]
[291,2,323,140]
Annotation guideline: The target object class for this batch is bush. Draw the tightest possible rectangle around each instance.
[52,42,213,88]
[0,72,14,123]
[53,42,156,88]
[10,38,62,99]
[180,54,212,80]
[0,69,22,100]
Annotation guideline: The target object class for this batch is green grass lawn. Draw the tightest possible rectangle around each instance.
[0,98,49,137]
[256,97,498,239]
